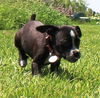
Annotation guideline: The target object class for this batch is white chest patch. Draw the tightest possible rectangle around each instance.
[70,30,75,37]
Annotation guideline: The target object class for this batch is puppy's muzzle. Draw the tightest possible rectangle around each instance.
[69,49,80,62]
[71,50,80,59]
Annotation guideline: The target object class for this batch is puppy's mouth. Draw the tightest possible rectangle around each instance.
[63,53,80,63]
[67,57,80,62]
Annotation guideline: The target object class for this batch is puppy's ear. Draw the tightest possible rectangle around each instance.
[36,25,59,36]
[75,26,82,38]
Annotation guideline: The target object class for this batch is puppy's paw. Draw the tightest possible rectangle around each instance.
[19,60,27,67]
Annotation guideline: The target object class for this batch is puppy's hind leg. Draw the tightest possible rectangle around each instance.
[18,49,28,67]
[15,34,28,67]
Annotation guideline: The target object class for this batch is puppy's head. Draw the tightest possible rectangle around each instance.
[36,25,82,63]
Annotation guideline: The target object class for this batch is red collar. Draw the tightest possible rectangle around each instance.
[45,33,61,58]
[45,34,53,53]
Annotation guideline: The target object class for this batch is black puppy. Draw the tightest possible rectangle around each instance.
[15,14,82,75]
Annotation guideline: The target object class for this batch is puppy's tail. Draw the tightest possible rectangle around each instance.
[31,14,36,21]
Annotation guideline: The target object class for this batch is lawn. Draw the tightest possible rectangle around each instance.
[0,25,100,98]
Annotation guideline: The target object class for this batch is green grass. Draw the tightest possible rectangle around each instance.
[0,0,71,30]
[0,25,100,98]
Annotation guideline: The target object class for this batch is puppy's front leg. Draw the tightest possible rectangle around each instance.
[50,60,60,73]
[31,61,41,75]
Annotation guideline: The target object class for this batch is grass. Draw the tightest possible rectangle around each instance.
[0,0,72,30]
[0,25,100,98]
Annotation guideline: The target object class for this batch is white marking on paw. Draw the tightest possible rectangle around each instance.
[20,60,27,67]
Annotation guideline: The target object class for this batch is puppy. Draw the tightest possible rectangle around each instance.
[15,14,82,75]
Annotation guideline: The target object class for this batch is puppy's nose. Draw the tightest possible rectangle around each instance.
[73,51,80,58]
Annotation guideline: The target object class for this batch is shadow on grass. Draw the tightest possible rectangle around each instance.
[19,65,83,82]
[58,67,83,82]
[41,66,83,82]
